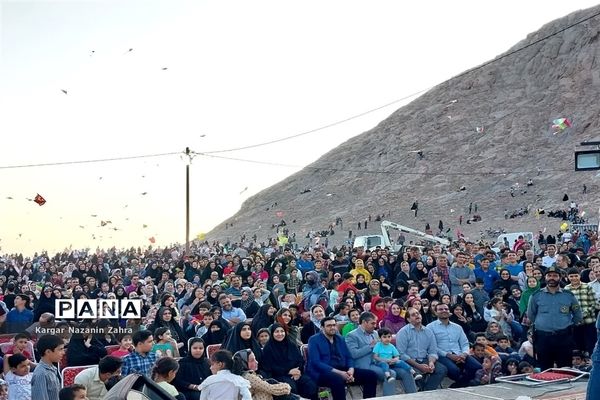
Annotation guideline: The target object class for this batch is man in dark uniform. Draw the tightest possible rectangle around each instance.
[528,266,583,370]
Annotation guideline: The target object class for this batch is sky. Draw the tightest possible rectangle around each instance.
[1,0,598,255]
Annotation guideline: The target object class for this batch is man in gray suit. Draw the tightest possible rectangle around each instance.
[346,312,417,396]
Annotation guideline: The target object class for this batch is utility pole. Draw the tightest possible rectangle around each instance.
[184,147,192,256]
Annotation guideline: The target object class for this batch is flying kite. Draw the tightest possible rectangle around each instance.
[91,214,97,217]
[6,197,12,200]
[162,67,168,70]
[34,194,46,206]
[61,89,67,95]
[143,224,148,228]
[141,192,148,196]
[149,237,156,244]
[552,118,571,132]
[240,187,248,194]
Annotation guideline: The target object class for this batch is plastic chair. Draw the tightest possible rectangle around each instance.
[206,343,221,359]
[0,341,36,362]
[61,365,95,387]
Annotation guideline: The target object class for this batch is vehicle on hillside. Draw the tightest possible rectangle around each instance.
[353,220,450,252]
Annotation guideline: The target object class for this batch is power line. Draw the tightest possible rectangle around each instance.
[202,7,600,154]
[0,151,180,170]
[202,89,430,154]
[195,151,572,177]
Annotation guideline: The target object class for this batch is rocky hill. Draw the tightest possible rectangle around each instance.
[208,6,600,246]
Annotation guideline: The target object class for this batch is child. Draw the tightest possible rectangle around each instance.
[199,350,251,400]
[518,330,536,366]
[494,335,517,360]
[471,343,487,365]
[518,361,534,374]
[473,355,502,385]
[504,358,520,376]
[3,333,33,374]
[0,380,7,400]
[152,328,179,358]
[329,281,340,308]
[333,303,350,322]
[5,354,31,400]
[472,333,499,358]
[58,384,87,400]
[373,328,421,382]
[432,272,450,295]
[196,312,214,338]
[271,275,286,299]
[256,328,270,349]
[110,333,133,358]
[341,309,360,336]
[31,335,64,400]
[152,357,183,399]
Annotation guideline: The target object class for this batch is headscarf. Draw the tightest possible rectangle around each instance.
[201,320,228,346]
[309,305,324,328]
[239,288,255,312]
[223,321,262,357]
[519,279,540,314]
[251,304,274,333]
[232,348,253,374]
[302,271,327,311]
[382,303,406,325]
[370,296,386,322]
[261,323,304,378]
[275,308,292,334]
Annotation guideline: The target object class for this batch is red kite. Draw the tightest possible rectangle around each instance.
[34,194,46,206]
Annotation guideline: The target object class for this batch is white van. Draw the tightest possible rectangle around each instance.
[492,231,537,252]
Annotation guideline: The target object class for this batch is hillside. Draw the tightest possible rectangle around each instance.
[208,6,600,246]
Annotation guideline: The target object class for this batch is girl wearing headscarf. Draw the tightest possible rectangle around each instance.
[349,259,371,283]
[173,338,212,400]
[381,302,406,334]
[362,279,381,303]
[147,306,188,355]
[492,269,514,299]
[370,296,387,322]
[202,320,228,346]
[223,321,262,357]
[261,323,319,400]
[300,304,325,344]
[519,276,540,315]
[251,304,276,333]
[232,348,292,400]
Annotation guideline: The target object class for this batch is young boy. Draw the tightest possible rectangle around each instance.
[32,335,65,400]
[473,355,503,386]
[432,272,450,295]
[110,333,133,358]
[152,328,178,358]
[373,328,421,382]
[195,312,214,337]
[3,333,33,373]
[494,335,517,360]
[58,384,88,400]
[5,353,32,400]
[473,333,499,358]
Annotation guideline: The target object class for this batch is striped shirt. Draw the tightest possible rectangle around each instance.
[31,360,61,400]
[565,282,598,325]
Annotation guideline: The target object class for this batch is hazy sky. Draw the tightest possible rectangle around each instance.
[1,0,598,255]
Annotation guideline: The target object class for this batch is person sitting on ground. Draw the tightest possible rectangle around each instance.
[472,355,503,386]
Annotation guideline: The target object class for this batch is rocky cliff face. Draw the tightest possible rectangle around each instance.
[208,6,600,246]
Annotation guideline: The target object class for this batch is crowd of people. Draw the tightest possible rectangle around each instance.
[0,227,598,400]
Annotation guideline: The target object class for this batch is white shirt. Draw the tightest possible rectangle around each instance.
[5,371,32,400]
[74,367,106,400]
[542,255,557,268]
[199,370,251,400]
[589,279,600,304]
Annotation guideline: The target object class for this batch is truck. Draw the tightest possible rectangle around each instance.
[353,220,450,252]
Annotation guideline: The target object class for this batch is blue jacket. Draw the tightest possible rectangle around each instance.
[307,332,354,381]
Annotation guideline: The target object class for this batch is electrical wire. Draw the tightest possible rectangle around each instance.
[0,151,180,170]
[1,8,599,171]
[201,7,600,154]
[194,151,573,177]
